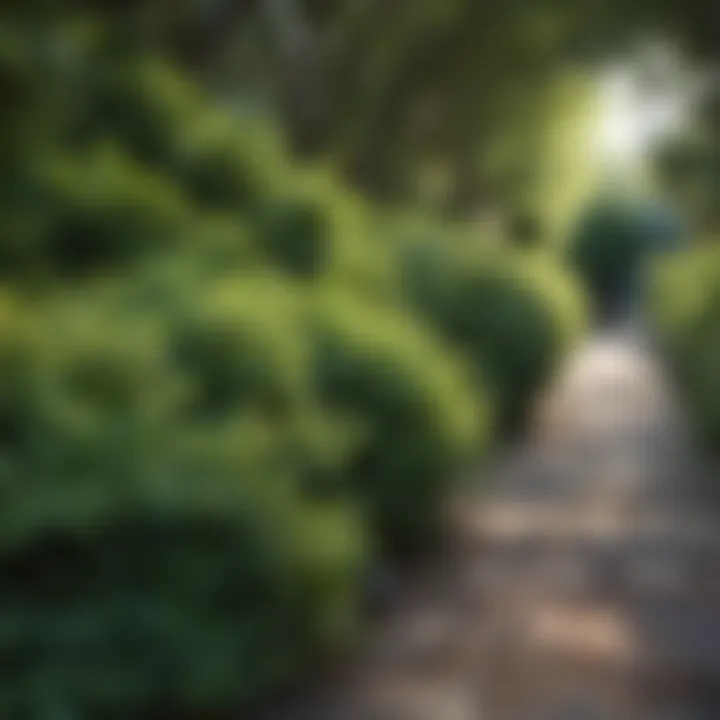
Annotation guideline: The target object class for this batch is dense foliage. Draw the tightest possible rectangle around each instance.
[0,9,589,716]
[121,0,719,221]
[646,246,720,450]
[7,0,720,715]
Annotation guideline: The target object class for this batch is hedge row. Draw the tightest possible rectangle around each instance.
[0,13,586,716]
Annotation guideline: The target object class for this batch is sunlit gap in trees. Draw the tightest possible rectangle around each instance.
[591,42,699,183]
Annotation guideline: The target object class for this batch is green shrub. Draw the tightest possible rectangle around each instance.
[87,57,203,167]
[646,248,720,352]
[171,113,289,214]
[515,253,588,357]
[253,172,397,297]
[567,196,649,316]
[399,230,585,432]
[2,145,189,279]
[169,276,309,419]
[446,257,571,431]
[0,447,366,717]
[0,39,375,714]
[394,217,459,322]
[85,55,290,217]
[646,246,720,449]
[168,274,363,493]
[0,13,571,714]
[255,194,332,278]
[0,292,368,718]
[308,289,485,554]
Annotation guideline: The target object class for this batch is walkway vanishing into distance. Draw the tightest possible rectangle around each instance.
[265,323,720,719]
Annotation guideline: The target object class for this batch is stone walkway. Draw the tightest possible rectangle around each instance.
[264,325,720,719]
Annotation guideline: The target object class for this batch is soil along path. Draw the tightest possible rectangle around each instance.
[265,324,720,719]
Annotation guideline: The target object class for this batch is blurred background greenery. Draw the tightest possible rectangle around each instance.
[0,0,719,716]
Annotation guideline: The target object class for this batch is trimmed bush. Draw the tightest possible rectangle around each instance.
[308,289,485,554]
[515,253,588,358]
[169,276,310,419]
[254,172,397,298]
[447,256,581,431]
[399,228,585,432]
[567,196,650,319]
